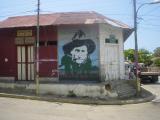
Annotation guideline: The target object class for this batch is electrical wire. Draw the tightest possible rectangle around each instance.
[140,5,160,17]
[140,14,160,18]
[139,27,160,32]
[0,0,159,28]
[141,23,160,27]
[0,0,37,9]
[0,10,36,18]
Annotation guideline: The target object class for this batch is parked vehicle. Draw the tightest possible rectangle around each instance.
[140,67,160,83]
[125,62,160,83]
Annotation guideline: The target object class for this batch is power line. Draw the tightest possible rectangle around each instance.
[139,27,160,32]
[139,25,160,29]
[136,17,160,25]
[0,0,37,9]
[140,14,160,18]
[141,23,160,27]
[141,5,160,17]
[1,10,159,19]
[140,18,160,26]
[0,10,36,18]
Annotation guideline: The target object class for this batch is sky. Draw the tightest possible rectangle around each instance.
[0,0,160,52]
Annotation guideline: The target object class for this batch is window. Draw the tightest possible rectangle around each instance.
[47,41,57,46]
[39,41,57,46]
[39,41,45,46]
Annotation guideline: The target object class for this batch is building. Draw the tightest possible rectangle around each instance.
[0,11,134,98]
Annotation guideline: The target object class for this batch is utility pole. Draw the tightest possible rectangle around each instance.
[36,0,40,95]
[133,0,160,95]
[133,0,141,95]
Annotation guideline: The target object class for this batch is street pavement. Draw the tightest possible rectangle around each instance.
[0,84,160,120]
[142,78,160,103]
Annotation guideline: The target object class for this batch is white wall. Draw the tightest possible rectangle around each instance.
[57,23,125,81]
[99,23,125,81]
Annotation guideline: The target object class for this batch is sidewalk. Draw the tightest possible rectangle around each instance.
[0,87,155,105]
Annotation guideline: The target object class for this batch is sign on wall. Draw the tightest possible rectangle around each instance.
[15,30,34,45]
[105,34,118,44]
[17,30,32,37]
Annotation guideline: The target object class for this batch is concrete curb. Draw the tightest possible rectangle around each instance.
[0,88,156,105]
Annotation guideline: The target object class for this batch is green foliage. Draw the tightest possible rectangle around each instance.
[151,47,160,67]
[153,47,160,57]
[124,49,135,62]
[152,57,160,67]
[138,49,153,66]
[124,48,153,66]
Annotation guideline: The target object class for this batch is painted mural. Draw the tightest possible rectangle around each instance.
[59,30,99,80]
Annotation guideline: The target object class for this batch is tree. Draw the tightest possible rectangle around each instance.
[138,49,153,66]
[152,57,160,67]
[153,47,160,57]
[124,49,135,62]
[124,48,153,66]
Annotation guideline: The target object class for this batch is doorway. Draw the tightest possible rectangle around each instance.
[105,44,120,80]
[17,46,34,80]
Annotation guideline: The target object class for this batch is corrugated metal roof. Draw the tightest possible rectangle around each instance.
[0,11,131,29]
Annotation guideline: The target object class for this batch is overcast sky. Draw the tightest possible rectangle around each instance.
[0,0,160,52]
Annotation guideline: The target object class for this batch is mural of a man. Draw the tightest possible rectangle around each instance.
[59,30,96,75]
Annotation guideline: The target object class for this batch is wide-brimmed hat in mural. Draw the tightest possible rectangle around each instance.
[63,39,96,55]
[63,29,96,55]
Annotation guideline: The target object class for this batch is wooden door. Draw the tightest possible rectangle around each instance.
[17,46,34,80]
[105,44,120,80]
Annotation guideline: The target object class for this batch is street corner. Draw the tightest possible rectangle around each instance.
[0,88,156,105]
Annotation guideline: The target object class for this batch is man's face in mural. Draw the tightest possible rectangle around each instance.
[60,30,97,77]
[70,45,88,64]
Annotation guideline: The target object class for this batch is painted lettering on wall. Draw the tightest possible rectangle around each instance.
[17,30,32,37]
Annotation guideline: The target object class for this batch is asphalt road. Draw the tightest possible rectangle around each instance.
[142,77,160,103]
[0,84,160,120]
